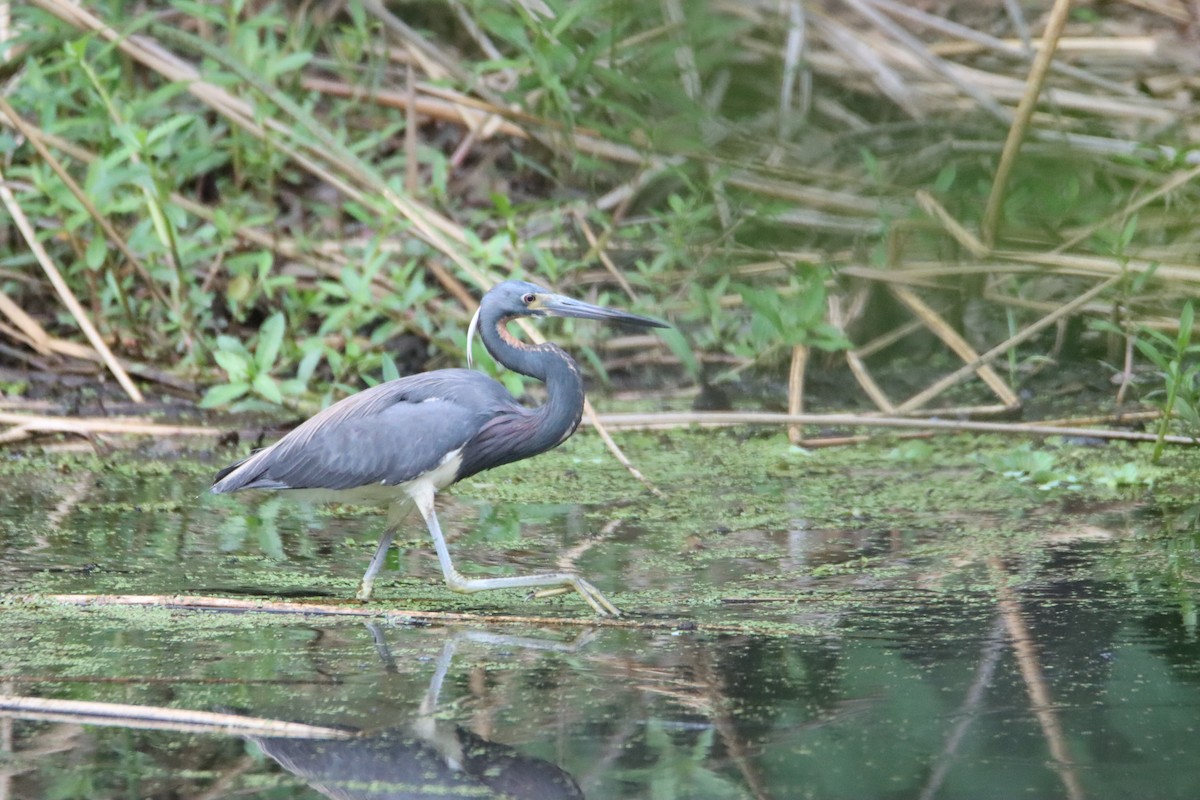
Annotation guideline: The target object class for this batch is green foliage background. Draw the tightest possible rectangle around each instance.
[3,0,1199,419]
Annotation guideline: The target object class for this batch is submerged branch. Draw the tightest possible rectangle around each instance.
[18,593,763,633]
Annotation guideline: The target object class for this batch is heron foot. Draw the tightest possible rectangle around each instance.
[442,570,620,617]
[533,577,621,617]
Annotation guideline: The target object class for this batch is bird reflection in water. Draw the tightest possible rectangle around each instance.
[0,629,587,799]
[251,628,587,800]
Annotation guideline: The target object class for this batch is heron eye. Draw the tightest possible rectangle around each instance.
[522,293,536,304]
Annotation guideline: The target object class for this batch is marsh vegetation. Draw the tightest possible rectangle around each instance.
[2,2,1200,797]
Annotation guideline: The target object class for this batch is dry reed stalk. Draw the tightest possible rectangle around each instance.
[0,288,53,356]
[583,396,664,498]
[733,254,836,277]
[938,67,1181,123]
[1031,129,1200,167]
[573,210,636,299]
[914,190,989,258]
[983,0,1096,245]
[404,63,420,192]
[1034,409,1160,427]
[0,412,214,438]
[0,425,38,445]
[939,35,1160,56]
[315,68,896,225]
[842,346,897,413]
[1006,252,1200,284]
[801,37,1180,131]
[840,0,1010,124]
[809,12,923,117]
[301,76,529,140]
[724,170,886,215]
[594,160,682,212]
[889,285,1020,411]
[868,0,1140,95]
[763,207,885,235]
[840,263,1076,282]
[851,318,928,359]
[1120,0,1193,24]
[448,0,508,67]
[755,409,1162,449]
[896,275,1122,413]
[981,290,1112,321]
[787,344,808,445]
[1055,161,1200,253]
[837,266,979,288]
[777,0,811,144]
[828,294,897,413]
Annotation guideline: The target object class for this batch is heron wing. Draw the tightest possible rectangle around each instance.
[212,370,518,493]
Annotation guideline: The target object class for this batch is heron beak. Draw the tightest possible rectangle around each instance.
[466,306,482,368]
[541,294,669,329]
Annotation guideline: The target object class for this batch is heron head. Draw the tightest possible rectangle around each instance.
[467,280,668,368]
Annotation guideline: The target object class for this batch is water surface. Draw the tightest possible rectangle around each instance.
[1,433,1198,798]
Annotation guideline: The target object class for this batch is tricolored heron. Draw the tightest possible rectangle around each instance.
[212,280,668,616]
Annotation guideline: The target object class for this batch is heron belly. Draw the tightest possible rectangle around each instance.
[284,448,464,508]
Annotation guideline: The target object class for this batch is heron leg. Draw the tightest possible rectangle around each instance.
[356,526,397,601]
[357,499,415,601]
[412,486,620,617]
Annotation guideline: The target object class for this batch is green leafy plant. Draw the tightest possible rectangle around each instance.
[1092,461,1155,493]
[1132,301,1200,461]
[886,440,935,463]
[737,267,853,358]
[201,312,300,408]
[979,444,1080,491]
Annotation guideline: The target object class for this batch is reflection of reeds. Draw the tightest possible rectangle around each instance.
[918,616,1006,800]
[692,644,775,800]
[0,695,352,739]
[989,557,1086,800]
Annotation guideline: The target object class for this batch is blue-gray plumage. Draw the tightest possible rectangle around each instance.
[212,280,668,615]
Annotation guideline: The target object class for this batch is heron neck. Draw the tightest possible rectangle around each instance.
[485,315,585,448]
